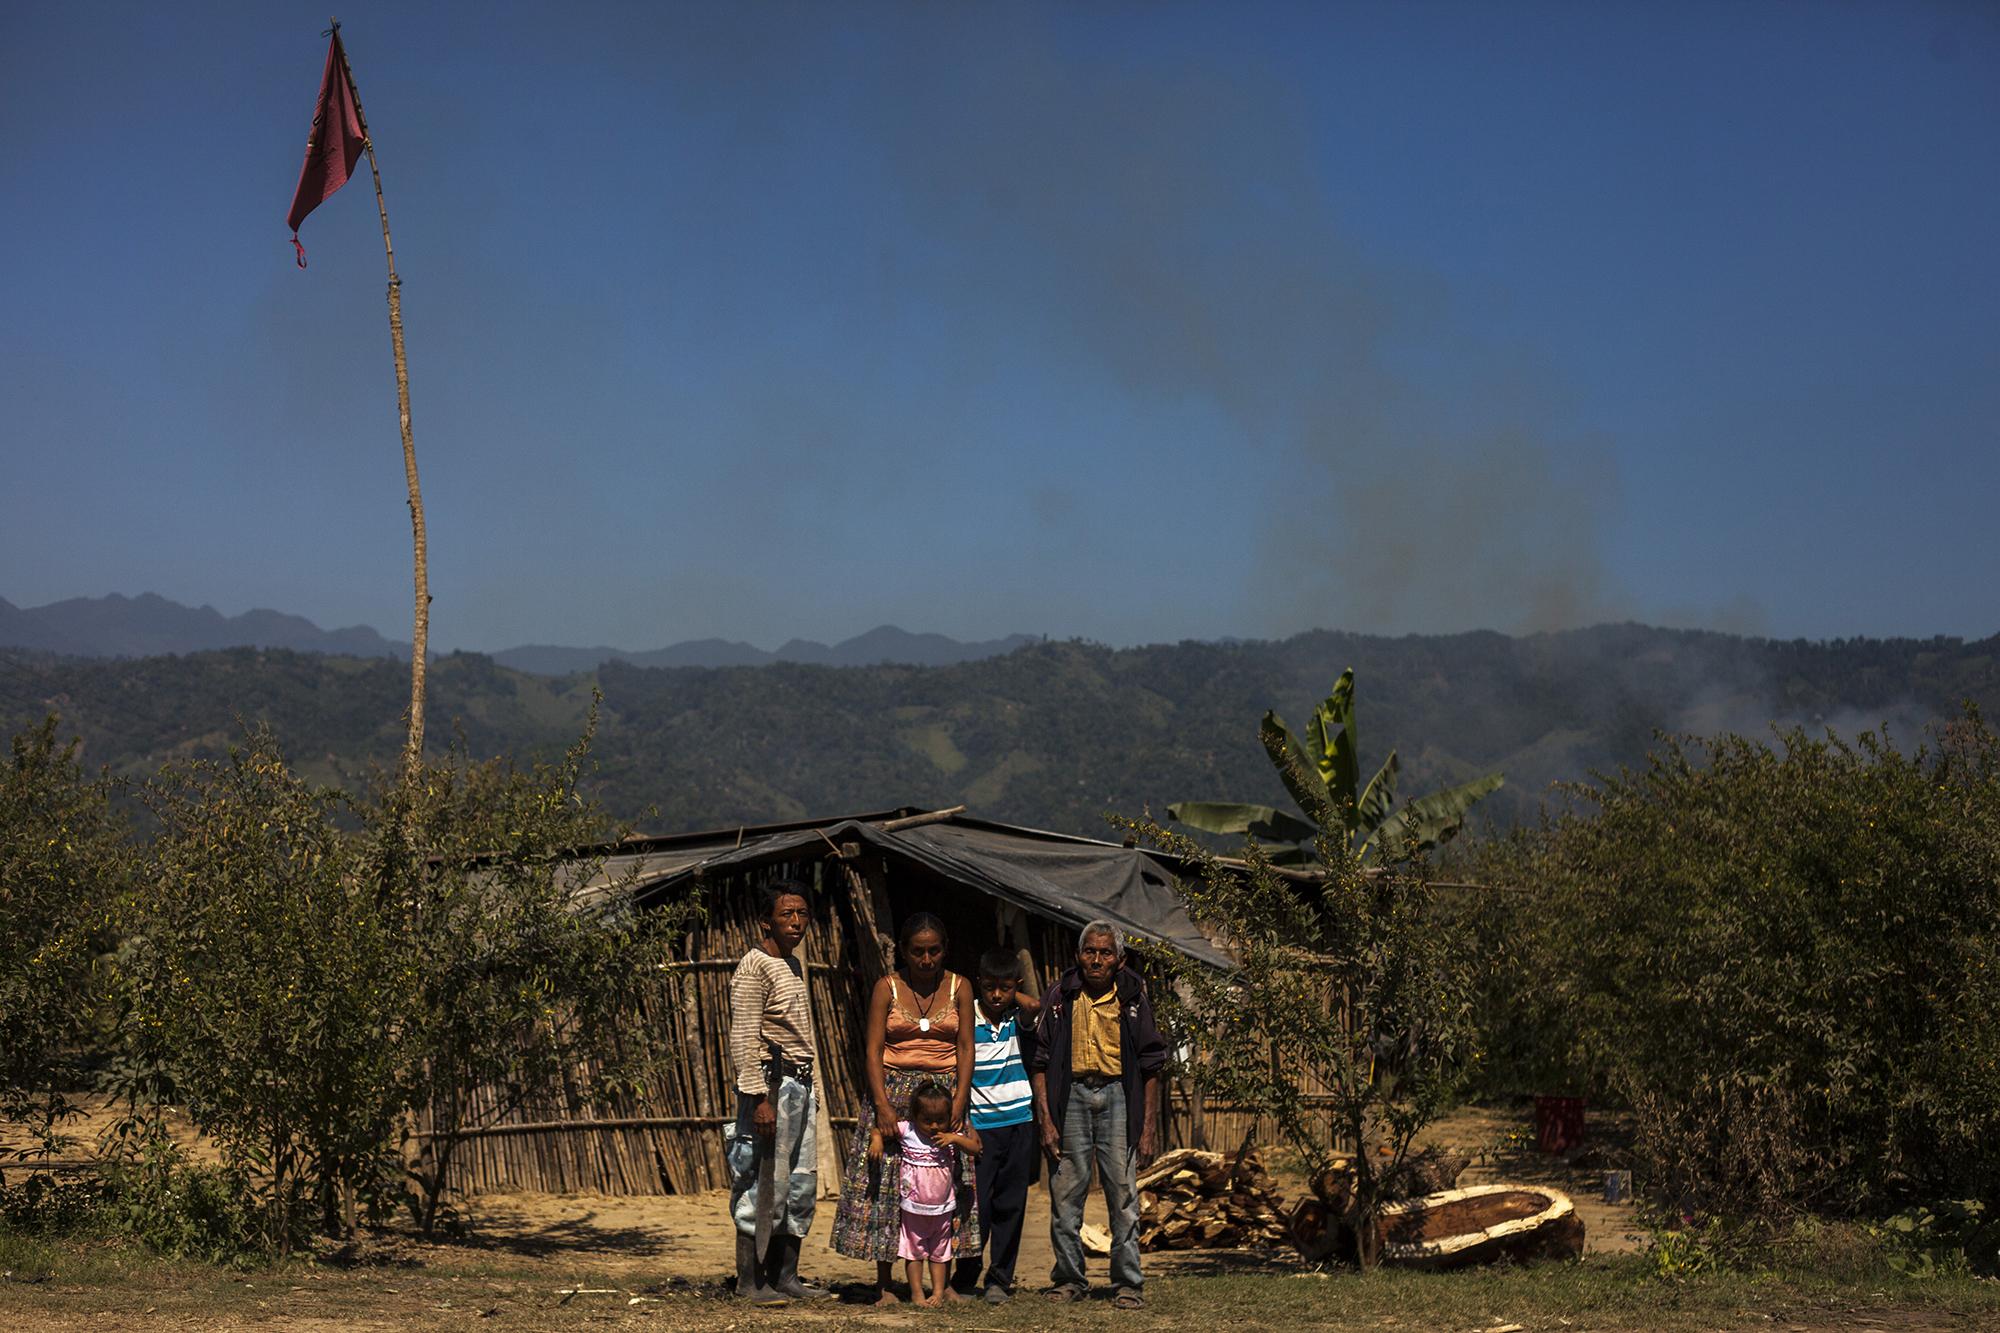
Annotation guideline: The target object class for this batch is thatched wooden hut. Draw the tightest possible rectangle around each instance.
[442,805,1249,1199]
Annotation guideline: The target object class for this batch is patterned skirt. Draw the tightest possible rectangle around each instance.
[830,1065,982,1262]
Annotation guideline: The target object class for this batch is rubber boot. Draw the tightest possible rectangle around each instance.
[771,1234,834,1300]
[736,1233,789,1306]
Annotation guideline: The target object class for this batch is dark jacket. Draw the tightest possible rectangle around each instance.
[1029,965,1168,1147]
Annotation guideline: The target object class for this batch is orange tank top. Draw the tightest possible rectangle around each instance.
[883,973,961,1073]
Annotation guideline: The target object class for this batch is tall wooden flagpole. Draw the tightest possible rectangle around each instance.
[331,21,429,779]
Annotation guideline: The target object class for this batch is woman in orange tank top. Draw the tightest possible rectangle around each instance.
[831,912,980,1302]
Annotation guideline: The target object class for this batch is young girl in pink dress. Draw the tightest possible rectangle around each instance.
[897,1081,982,1306]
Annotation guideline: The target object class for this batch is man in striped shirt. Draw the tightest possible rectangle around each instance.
[726,881,830,1305]
[953,946,1042,1303]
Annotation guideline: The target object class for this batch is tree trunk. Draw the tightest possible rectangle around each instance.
[419,1133,457,1236]
[1349,1208,1381,1269]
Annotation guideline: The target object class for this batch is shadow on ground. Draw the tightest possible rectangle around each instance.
[454,1209,675,1260]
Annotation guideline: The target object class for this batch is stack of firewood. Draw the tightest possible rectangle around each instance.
[1285,1145,1471,1263]
[1132,1145,1290,1252]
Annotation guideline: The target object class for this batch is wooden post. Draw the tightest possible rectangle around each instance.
[798,914,844,1198]
[331,22,429,777]
[839,850,896,984]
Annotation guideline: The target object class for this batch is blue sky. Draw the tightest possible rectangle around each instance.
[3,1,1994,651]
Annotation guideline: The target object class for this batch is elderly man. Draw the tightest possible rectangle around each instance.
[1028,920,1167,1310]
[726,881,834,1305]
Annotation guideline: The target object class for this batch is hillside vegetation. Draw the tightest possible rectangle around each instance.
[3,623,1995,837]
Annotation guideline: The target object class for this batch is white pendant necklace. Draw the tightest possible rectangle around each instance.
[918,1017,931,1033]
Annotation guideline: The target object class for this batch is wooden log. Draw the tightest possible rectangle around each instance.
[1136,1147,1217,1192]
[1287,1197,1345,1264]
[876,805,967,831]
[412,1115,731,1139]
[1375,1184,1585,1270]
[840,859,894,986]
[1312,1160,1357,1212]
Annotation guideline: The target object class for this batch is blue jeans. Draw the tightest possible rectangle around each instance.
[1047,1080,1142,1294]
[726,1076,817,1238]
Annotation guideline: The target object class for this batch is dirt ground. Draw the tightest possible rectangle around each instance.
[0,1096,213,1165]
[9,1104,1994,1331]
[4,1099,1644,1282]
[447,1101,1643,1285]
[1416,1104,1646,1256]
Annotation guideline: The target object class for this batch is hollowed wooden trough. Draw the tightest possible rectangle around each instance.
[1377,1183,1585,1269]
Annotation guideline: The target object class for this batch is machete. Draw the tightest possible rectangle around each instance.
[754,1048,803,1261]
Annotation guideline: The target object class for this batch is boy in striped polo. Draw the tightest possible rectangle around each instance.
[954,947,1041,1303]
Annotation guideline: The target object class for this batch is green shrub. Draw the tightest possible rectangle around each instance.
[1871,1200,1998,1278]
[108,710,679,1251]
[100,1147,270,1267]
[118,730,404,1251]
[1470,709,2000,1219]
[0,717,133,1147]
[1,1136,276,1268]
[0,1170,111,1234]
[1766,1215,1898,1282]
[1646,1218,1734,1278]
[1119,805,1478,1269]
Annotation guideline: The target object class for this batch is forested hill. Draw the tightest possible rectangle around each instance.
[4,624,1995,839]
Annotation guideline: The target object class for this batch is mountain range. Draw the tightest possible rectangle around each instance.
[0,594,1036,672]
[0,593,403,660]
[5,621,1992,843]
[488,626,1040,673]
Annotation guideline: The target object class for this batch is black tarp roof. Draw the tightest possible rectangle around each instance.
[578,810,1229,967]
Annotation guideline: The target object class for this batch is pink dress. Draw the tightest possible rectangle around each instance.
[896,1119,958,1262]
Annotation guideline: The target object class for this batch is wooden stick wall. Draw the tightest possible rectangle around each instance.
[445,857,874,1198]
[438,849,1290,1199]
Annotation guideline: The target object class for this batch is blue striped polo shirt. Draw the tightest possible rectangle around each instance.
[969,1009,1033,1130]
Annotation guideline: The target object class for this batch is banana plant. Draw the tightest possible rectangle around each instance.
[1168,667,1503,865]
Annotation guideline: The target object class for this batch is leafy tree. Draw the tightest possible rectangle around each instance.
[118,730,402,1252]
[368,717,686,1235]
[0,717,131,1153]
[1117,785,1479,1267]
[113,709,683,1250]
[1171,667,1503,864]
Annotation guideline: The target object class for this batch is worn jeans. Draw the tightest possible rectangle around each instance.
[1047,1080,1142,1294]
[726,1075,817,1238]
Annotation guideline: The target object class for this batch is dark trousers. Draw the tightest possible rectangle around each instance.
[955,1120,1035,1291]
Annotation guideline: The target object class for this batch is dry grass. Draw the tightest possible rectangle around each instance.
[5,1224,1999,1332]
[7,1103,1994,1329]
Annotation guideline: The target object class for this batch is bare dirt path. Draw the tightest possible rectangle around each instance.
[4,1099,1643,1269]
[1416,1104,1646,1255]
[453,1100,1642,1286]
[462,1172,1115,1289]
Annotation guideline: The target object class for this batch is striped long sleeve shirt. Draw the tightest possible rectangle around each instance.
[728,947,815,1096]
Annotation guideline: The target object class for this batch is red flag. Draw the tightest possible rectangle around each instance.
[286,31,366,268]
